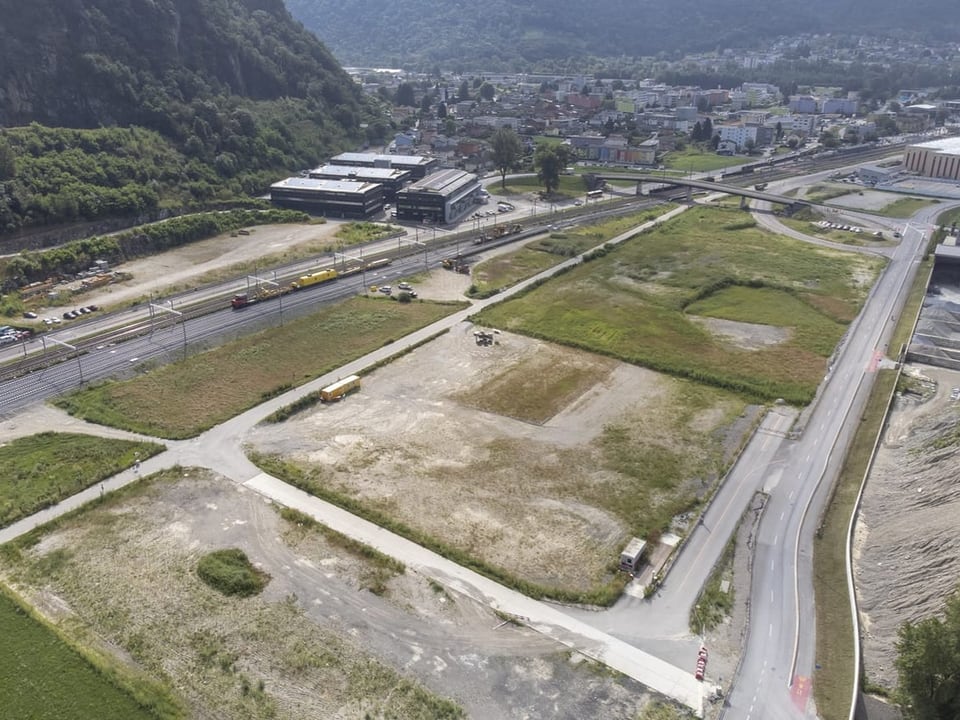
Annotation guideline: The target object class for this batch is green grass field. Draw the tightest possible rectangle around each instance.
[0,586,179,720]
[875,196,938,218]
[500,174,589,197]
[805,184,853,203]
[333,221,402,243]
[55,297,466,438]
[0,433,164,528]
[470,208,672,295]
[476,207,885,404]
[661,148,741,173]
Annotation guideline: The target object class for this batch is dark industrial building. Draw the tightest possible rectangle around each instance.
[395,169,481,224]
[269,177,383,218]
[329,152,440,180]
[308,164,411,200]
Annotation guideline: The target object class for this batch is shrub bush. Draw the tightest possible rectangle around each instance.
[196,548,269,598]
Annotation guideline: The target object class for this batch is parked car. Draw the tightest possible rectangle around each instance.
[23,311,38,319]
[398,282,412,290]
[378,285,392,295]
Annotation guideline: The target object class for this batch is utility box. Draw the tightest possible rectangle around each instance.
[619,537,647,574]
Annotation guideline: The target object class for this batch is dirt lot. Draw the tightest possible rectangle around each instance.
[1,468,657,719]
[854,365,960,690]
[247,323,748,596]
[37,221,348,315]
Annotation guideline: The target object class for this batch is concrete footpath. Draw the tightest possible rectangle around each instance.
[244,473,705,714]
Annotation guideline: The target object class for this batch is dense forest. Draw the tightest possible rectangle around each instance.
[0,0,388,236]
[284,0,959,71]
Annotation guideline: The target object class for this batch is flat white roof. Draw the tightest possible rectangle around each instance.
[271,177,379,193]
[310,164,409,180]
[332,152,435,167]
[909,136,960,156]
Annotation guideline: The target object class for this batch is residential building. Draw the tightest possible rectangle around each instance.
[822,97,857,115]
[789,95,819,114]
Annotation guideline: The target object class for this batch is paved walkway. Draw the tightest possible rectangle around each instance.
[245,473,704,712]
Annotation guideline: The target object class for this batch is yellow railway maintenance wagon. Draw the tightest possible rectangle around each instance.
[320,375,361,402]
[291,268,338,290]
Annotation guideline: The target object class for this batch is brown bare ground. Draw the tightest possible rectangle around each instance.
[2,468,658,719]
[854,365,960,691]
[248,325,748,594]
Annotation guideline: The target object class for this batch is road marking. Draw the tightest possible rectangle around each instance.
[780,511,785,521]
[769,623,773,637]
[771,590,774,603]
[774,534,778,545]
[771,560,775,571]
[805,454,811,462]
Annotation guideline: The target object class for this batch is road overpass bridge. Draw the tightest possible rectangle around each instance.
[596,173,818,213]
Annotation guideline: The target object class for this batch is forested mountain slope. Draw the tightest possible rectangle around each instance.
[0,0,384,237]
[284,0,958,70]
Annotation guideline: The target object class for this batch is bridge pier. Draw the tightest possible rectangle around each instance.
[740,195,749,210]
[686,185,692,202]
[636,181,643,196]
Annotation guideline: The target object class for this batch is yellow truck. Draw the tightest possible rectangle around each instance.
[320,375,361,402]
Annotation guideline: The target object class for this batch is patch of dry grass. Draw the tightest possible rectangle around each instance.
[456,345,616,423]
[55,297,466,438]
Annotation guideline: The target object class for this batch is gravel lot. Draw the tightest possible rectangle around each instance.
[854,365,960,690]
[2,468,658,719]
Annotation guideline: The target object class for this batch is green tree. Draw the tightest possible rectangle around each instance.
[533,142,571,194]
[479,82,495,101]
[819,130,840,148]
[396,82,416,107]
[0,139,16,181]
[775,121,784,141]
[896,586,960,720]
[420,92,432,114]
[490,127,522,189]
[458,80,470,101]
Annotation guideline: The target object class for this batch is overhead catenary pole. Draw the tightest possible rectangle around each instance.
[150,300,187,357]
[43,335,83,385]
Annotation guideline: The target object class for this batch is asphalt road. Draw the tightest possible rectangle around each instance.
[722,192,956,720]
